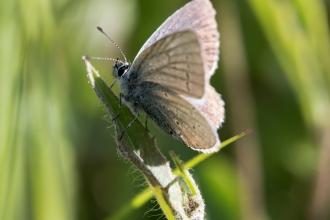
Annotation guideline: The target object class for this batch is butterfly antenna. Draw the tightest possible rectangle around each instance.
[97,26,127,63]
[83,56,118,62]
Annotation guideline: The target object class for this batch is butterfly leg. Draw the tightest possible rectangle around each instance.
[119,109,140,140]
[145,115,150,132]
[110,79,117,89]
[113,92,124,121]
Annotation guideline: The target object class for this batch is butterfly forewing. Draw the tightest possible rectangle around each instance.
[130,31,205,99]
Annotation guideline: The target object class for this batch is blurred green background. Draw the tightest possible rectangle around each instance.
[1,0,330,219]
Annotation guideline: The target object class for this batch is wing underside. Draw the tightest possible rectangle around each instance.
[135,0,219,77]
[140,86,220,151]
[131,31,205,99]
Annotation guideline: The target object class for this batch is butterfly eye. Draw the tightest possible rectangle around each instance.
[116,63,130,77]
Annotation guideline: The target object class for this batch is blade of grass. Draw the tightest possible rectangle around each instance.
[105,129,252,220]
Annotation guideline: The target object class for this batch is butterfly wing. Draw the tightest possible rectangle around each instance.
[130,31,205,99]
[135,0,219,77]
[139,84,219,152]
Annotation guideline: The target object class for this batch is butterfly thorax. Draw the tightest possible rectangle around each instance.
[113,60,145,109]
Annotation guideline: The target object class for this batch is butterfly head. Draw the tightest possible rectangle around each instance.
[113,58,130,78]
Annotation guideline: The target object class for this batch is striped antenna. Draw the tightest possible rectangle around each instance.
[84,56,118,62]
[97,26,127,63]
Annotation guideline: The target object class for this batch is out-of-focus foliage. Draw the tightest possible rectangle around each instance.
[0,0,329,219]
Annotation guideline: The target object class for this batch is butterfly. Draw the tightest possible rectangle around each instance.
[100,0,224,153]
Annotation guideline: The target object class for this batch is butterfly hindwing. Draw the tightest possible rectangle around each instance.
[136,0,219,77]
[139,83,219,151]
